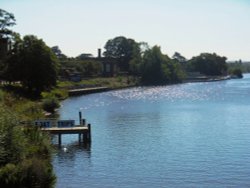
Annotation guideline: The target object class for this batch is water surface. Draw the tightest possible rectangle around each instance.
[54,74,250,187]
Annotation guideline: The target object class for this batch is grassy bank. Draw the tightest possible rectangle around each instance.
[0,87,56,188]
[43,76,140,99]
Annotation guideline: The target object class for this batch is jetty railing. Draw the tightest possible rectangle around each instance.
[34,112,91,145]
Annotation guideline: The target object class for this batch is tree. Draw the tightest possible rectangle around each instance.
[51,46,67,59]
[172,52,186,63]
[103,36,140,72]
[4,35,58,95]
[141,46,183,85]
[0,9,16,39]
[188,53,227,76]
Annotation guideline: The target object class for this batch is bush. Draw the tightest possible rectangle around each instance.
[0,105,56,187]
[42,97,60,113]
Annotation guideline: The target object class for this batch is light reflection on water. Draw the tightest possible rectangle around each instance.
[54,74,250,188]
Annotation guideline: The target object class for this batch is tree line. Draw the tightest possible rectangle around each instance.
[0,8,244,95]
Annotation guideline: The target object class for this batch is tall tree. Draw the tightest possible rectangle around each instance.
[4,35,58,95]
[172,52,186,63]
[51,46,67,59]
[103,36,140,72]
[141,46,184,85]
[0,9,16,39]
[188,53,227,75]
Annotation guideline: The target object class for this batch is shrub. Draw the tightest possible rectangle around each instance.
[42,97,60,113]
[0,105,56,187]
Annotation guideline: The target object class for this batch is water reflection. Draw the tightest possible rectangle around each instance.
[55,75,250,188]
[55,144,91,160]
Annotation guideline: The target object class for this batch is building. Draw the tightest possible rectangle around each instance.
[96,49,118,77]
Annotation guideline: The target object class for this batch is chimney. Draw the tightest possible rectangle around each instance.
[98,48,101,58]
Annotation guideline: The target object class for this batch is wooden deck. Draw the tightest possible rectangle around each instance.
[41,126,88,134]
[41,124,91,145]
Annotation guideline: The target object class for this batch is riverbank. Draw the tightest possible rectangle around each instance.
[0,88,56,187]
[57,75,233,97]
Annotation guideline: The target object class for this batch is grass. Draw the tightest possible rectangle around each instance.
[57,76,140,90]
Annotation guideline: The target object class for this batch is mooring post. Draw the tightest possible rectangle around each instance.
[87,123,92,143]
[58,134,62,145]
[82,119,86,126]
[79,111,82,125]
[78,133,82,144]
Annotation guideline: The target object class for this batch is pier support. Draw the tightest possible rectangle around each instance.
[58,134,62,145]
[79,111,82,125]
[87,124,92,143]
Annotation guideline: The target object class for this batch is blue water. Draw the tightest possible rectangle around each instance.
[54,74,250,188]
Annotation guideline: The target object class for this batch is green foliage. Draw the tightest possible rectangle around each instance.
[141,46,183,85]
[51,46,67,60]
[172,52,186,63]
[227,61,250,73]
[104,36,141,72]
[187,53,227,76]
[42,97,60,113]
[230,68,243,78]
[3,35,58,95]
[0,89,4,102]
[42,88,68,100]
[59,59,102,78]
[0,105,56,187]
[0,9,16,38]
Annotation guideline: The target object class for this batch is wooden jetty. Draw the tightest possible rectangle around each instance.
[41,124,91,145]
[68,86,110,96]
[37,112,91,145]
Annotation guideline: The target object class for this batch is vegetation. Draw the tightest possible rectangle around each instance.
[227,61,250,73]
[0,7,248,187]
[59,59,102,78]
[0,90,56,187]
[0,9,56,188]
[3,35,58,95]
[187,53,227,76]
[42,97,60,114]
[104,36,141,72]
[0,8,16,38]
[141,46,185,85]
[230,68,243,78]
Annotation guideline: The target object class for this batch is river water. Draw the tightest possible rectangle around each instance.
[54,74,250,188]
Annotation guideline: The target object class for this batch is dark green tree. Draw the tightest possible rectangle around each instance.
[172,52,186,63]
[4,35,58,95]
[51,46,67,59]
[0,9,16,39]
[141,46,183,85]
[103,36,140,72]
[188,53,227,76]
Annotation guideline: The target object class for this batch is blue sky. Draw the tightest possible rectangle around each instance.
[1,0,250,60]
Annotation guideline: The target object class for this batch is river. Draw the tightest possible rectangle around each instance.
[54,74,250,188]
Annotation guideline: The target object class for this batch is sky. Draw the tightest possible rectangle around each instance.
[1,0,250,61]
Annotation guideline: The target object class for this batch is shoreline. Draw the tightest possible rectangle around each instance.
[66,76,232,97]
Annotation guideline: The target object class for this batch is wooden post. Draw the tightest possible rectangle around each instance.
[87,123,92,143]
[79,111,82,125]
[58,134,62,145]
[83,132,88,143]
[82,119,86,126]
[78,133,81,144]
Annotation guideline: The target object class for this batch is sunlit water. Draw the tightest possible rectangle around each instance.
[54,74,250,188]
